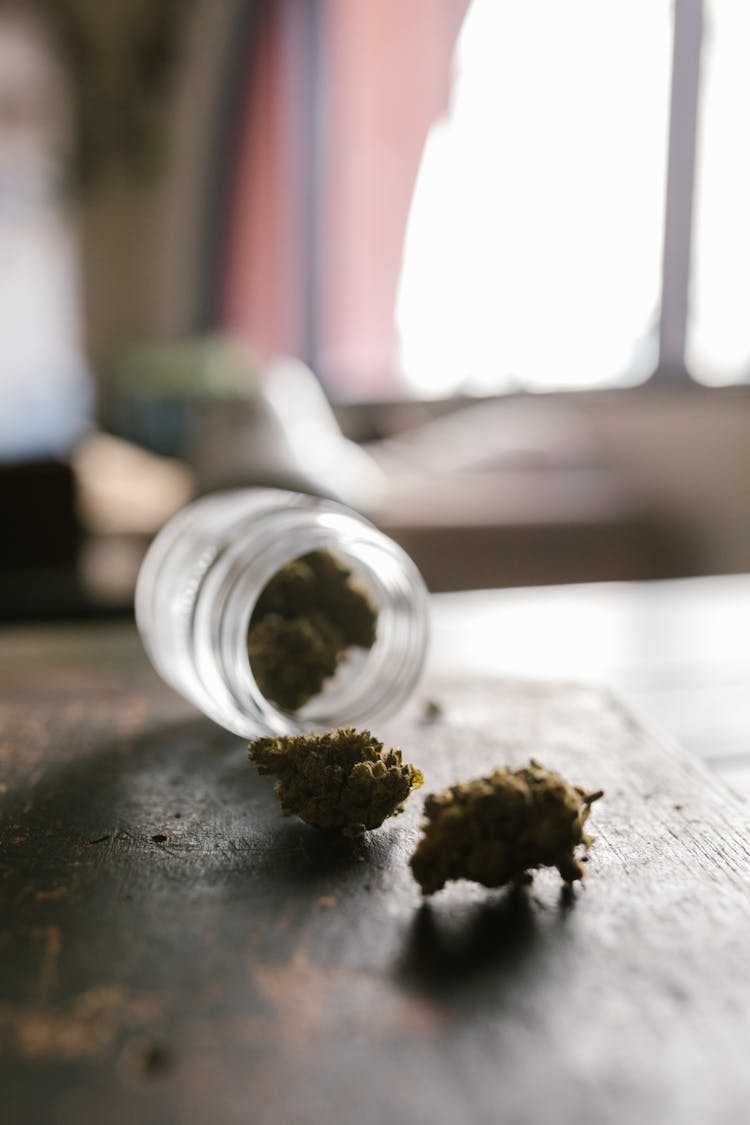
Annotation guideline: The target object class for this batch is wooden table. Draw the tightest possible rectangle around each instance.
[2,576,750,1125]
[429,573,750,791]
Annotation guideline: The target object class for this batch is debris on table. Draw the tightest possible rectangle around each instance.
[420,698,444,724]
[410,759,603,895]
[247,551,378,712]
[249,727,423,838]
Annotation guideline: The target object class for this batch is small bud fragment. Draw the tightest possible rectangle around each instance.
[249,727,423,838]
[410,759,603,895]
[420,699,444,724]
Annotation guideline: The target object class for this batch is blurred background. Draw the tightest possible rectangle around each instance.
[1,0,749,620]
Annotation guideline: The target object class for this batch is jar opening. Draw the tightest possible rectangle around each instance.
[218,530,427,736]
[139,490,429,740]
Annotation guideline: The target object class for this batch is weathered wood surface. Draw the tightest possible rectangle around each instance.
[2,623,750,1125]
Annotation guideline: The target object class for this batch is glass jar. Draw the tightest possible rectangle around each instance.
[135,488,429,738]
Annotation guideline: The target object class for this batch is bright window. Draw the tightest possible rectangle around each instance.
[222,0,749,400]
[687,0,750,384]
[0,11,91,460]
[397,0,672,396]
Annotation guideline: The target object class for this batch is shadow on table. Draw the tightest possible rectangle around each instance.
[0,712,385,902]
[395,877,579,1013]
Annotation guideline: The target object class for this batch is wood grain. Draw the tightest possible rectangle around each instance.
[2,624,750,1125]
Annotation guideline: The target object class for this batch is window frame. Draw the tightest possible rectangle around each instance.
[658,0,704,384]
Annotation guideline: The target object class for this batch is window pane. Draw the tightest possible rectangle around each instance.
[397,0,672,396]
[686,0,750,385]
[0,12,91,460]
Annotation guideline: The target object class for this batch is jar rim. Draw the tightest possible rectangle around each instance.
[212,515,429,736]
[137,488,429,739]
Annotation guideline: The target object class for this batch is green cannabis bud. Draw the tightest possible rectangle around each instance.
[247,615,341,713]
[247,551,378,712]
[410,760,603,895]
[249,727,423,838]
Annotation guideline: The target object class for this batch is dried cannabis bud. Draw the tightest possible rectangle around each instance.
[249,727,423,838]
[248,550,378,712]
[247,615,341,713]
[410,760,603,895]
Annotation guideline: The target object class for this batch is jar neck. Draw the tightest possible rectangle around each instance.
[190,502,429,738]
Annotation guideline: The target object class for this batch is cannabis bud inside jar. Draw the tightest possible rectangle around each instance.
[410,760,603,895]
[247,550,379,713]
[249,726,423,837]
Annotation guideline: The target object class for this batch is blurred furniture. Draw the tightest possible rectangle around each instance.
[111,339,382,507]
[0,439,192,621]
[0,459,83,619]
[2,575,750,1125]
[376,464,690,590]
[368,397,695,590]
